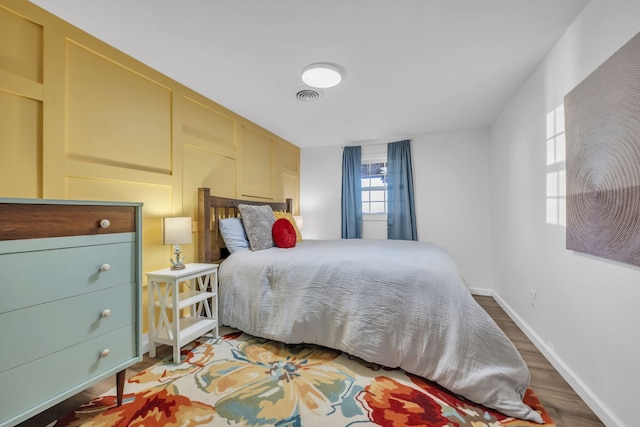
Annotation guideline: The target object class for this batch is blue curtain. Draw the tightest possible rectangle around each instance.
[341,146,362,239]
[387,140,417,240]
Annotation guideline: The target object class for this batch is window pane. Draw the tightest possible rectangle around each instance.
[370,202,385,213]
[371,190,385,202]
[370,176,386,187]
[362,161,389,215]
[374,162,387,174]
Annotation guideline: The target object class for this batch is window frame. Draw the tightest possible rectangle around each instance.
[360,144,389,221]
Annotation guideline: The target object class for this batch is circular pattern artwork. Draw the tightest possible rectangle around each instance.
[565,31,640,266]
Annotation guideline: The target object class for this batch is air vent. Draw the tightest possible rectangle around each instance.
[296,89,322,102]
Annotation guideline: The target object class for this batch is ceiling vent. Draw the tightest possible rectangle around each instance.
[295,88,323,102]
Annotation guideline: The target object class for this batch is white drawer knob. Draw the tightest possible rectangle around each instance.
[100,348,111,358]
[101,309,111,318]
[99,219,111,228]
[100,263,111,272]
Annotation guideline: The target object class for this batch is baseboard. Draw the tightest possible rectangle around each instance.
[141,333,149,355]
[492,292,622,427]
[468,287,492,296]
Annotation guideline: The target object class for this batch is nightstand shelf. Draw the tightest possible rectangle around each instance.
[146,263,219,363]
[152,317,218,346]
[155,290,215,310]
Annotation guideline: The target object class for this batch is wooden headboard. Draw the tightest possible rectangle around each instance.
[197,187,293,263]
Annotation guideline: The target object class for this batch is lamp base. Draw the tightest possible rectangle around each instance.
[169,244,186,270]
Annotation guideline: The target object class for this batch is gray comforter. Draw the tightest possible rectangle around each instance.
[219,239,543,423]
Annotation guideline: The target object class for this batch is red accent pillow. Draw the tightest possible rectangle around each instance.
[272,218,296,248]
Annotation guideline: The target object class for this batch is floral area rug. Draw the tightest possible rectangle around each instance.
[50,330,555,427]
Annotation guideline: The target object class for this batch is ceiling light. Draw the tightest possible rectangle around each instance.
[301,63,342,88]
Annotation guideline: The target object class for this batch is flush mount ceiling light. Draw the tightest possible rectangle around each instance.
[301,63,342,88]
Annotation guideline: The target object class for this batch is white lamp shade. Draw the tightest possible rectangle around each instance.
[301,63,342,88]
[162,217,192,245]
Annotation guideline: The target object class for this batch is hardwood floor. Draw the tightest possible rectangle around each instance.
[18,296,604,426]
[473,295,605,427]
[16,344,174,427]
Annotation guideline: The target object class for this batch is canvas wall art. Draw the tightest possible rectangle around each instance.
[564,31,640,267]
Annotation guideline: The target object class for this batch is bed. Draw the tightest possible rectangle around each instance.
[197,187,543,423]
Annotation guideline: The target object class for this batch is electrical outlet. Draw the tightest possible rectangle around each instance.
[530,289,537,308]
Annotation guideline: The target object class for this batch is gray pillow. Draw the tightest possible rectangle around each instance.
[238,204,275,251]
[218,217,249,253]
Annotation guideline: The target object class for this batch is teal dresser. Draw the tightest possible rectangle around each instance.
[0,198,142,427]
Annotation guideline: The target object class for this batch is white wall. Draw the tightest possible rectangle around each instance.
[300,144,343,240]
[491,1,640,426]
[412,129,494,292]
[300,127,494,292]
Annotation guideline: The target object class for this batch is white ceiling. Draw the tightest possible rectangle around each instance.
[30,0,589,148]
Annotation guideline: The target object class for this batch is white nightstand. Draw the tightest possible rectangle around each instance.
[146,263,219,363]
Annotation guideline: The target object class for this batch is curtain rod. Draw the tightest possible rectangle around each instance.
[341,139,411,149]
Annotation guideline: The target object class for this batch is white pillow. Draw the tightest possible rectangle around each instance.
[218,217,249,253]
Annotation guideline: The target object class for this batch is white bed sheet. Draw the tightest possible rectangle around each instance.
[218,239,542,423]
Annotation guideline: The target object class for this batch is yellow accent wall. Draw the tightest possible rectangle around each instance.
[0,1,300,333]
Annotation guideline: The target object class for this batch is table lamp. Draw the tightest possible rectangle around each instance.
[162,216,192,270]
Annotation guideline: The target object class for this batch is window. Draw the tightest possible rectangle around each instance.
[361,161,388,214]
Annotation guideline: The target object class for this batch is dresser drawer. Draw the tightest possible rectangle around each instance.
[0,325,137,426]
[0,203,136,240]
[0,283,135,373]
[0,241,135,314]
